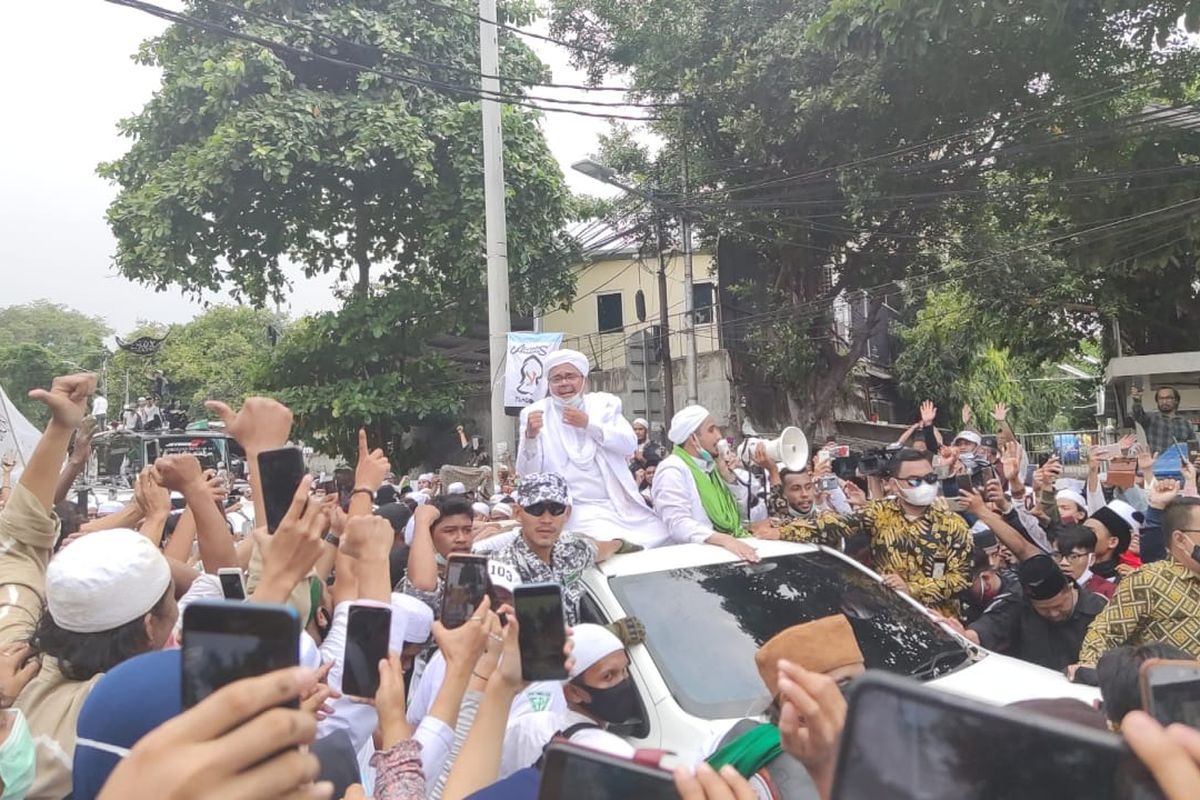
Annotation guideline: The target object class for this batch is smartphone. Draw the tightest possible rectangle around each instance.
[817,475,839,493]
[971,465,998,492]
[940,476,961,498]
[1023,465,1036,487]
[342,604,392,699]
[217,567,247,601]
[514,583,569,682]
[181,601,299,709]
[1140,658,1200,728]
[441,554,489,629]
[832,671,1161,800]
[145,439,160,465]
[980,435,999,452]
[1036,452,1053,467]
[537,742,676,800]
[256,446,306,533]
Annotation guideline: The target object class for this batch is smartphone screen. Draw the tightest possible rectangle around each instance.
[441,555,489,629]
[145,439,160,465]
[940,476,961,498]
[181,601,299,709]
[833,672,1161,800]
[257,446,306,534]
[971,465,997,491]
[1143,660,1200,728]
[538,742,676,800]
[342,604,392,699]
[218,569,246,601]
[515,583,568,682]
[954,473,974,495]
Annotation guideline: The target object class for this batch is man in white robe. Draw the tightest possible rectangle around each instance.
[516,349,671,547]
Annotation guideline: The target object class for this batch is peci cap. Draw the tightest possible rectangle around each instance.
[1018,554,1070,601]
[47,529,172,633]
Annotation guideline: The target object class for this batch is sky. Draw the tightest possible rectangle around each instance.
[0,0,622,335]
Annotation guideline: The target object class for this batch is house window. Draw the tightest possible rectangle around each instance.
[692,282,715,324]
[597,293,624,333]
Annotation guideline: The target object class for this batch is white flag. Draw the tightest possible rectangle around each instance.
[503,332,564,408]
[0,384,42,480]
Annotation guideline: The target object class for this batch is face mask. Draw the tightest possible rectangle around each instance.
[574,677,639,725]
[689,436,715,463]
[551,394,584,411]
[898,482,938,507]
[0,709,36,800]
[1060,515,1078,526]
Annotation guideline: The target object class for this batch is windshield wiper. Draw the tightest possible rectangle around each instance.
[910,648,972,681]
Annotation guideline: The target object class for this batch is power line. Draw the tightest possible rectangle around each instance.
[407,0,616,60]
[105,0,666,121]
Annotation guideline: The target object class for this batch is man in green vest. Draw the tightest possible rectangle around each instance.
[651,405,767,561]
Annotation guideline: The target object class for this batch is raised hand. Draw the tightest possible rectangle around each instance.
[205,397,293,454]
[776,660,847,798]
[919,400,937,426]
[1149,478,1181,510]
[254,475,331,595]
[375,652,412,749]
[1000,441,1022,484]
[991,402,1009,423]
[355,429,390,493]
[153,454,205,493]
[28,373,95,429]
[674,763,758,800]
[136,466,172,517]
[338,515,393,563]
[0,643,40,709]
[525,410,545,439]
[562,407,589,429]
[961,403,973,426]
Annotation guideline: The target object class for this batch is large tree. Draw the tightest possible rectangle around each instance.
[549,0,1200,436]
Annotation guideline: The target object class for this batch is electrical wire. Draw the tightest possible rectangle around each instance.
[105,0,667,121]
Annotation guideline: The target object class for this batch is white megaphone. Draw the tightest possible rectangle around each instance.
[738,427,809,472]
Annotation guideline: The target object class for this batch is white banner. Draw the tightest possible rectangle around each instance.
[503,332,563,408]
[0,384,42,480]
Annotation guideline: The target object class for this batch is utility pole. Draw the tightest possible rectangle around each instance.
[479,0,512,467]
[680,133,699,405]
[655,216,677,423]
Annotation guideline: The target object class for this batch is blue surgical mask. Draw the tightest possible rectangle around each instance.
[0,709,36,800]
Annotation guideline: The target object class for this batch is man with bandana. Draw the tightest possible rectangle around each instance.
[516,349,669,548]
[498,624,637,778]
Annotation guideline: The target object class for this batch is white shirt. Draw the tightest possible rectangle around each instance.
[91,396,108,416]
[652,452,754,544]
[499,708,634,779]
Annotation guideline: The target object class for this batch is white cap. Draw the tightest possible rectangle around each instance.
[46,529,171,633]
[390,593,435,644]
[1054,478,1086,495]
[418,473,434,482]
[1055,489,1087,511]
[668,405,711,445]
[96,501,124,517]
[1107,498,1143,533]
[633,418,649,429]
[447,482,467,495]
[568,623,624,679]
[472,502,491,517]
[491,503,513,519]
[953,431,982,446]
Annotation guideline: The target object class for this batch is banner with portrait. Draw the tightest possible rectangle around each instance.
[503,332,563,410]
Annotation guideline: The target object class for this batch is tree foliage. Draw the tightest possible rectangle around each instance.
[108,306,283,417]
[549,0,1200,435]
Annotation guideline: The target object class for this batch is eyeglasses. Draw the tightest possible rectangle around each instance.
[548,373,583,385]
[901,474,939,487]
[523,501,568,518]
[1053,551,1091,563]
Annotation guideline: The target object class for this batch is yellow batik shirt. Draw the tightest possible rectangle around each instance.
[777,510,854,551]
[1078,559,1200,665]
[846,499,973,619]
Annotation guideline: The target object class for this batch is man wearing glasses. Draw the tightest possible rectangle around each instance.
[1076,496,1200,668]
[516,349,669,548]
[843,448,973,619]
[491,472,625,626]
[1053,525,1116,600]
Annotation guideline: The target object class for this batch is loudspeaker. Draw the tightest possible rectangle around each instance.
[738,427,809,471]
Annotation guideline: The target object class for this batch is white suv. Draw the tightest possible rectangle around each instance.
[578,539,1099,765]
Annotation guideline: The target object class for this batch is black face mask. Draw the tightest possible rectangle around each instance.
[574,677,639,725]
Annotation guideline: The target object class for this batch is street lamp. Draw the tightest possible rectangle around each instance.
[572,159,702,423]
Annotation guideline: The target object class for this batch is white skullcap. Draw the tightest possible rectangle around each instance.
[390,593,435,644]
[1055,489,1087,511]
[472,502,491,517]
[668,405,711,445]
[569,623,624,679]
[418,473,434,482]
[545,349,590,379]
[47,529,171,633]
[633,418,649,429]
[96,501,124,517]
[491,503,513,519]
[447,482,467,495]
[954,431,982,446]
[1054,478,1086,495]
[1107,498,1144,533]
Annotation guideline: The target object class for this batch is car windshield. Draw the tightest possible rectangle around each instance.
[609,550,971,720]
[157,436,228,470]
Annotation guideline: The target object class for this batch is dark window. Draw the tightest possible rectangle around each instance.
[608,551,971,719]
[692,282,715,324]
[597,293,624,333]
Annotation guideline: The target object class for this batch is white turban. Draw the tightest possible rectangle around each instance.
[669,405,711,445]
[545,349,590,379]
[447,482,467,495]
[47,529,171,633]
[569,623,625,679]
[472,502,491,517]
[1055,489,1087,512]
[633,418,649,429]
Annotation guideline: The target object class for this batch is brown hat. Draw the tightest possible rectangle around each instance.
[754,615,865,697]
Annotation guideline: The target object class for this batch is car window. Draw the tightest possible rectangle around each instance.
[609,551,970,720]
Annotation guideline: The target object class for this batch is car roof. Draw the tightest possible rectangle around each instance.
[597,539,823,578]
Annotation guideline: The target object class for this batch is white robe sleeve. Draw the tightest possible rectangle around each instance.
[516,404,543,476]
[652,460,718,544]
[587,395,639,458]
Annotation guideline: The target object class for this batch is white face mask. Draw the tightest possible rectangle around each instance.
[898,482,938,507]
[551,393,584,410]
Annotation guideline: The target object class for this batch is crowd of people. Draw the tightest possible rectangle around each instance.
[0,351,1199,799]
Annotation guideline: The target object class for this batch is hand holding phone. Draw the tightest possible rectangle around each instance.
[515,583,569,681]
[538,742,675,800]
[257,446,306,534]
[218,568,247,601]
[1140,658,1200,728]
[181,601,300,709]
[441,554,490,629]
[342,603,392,699]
